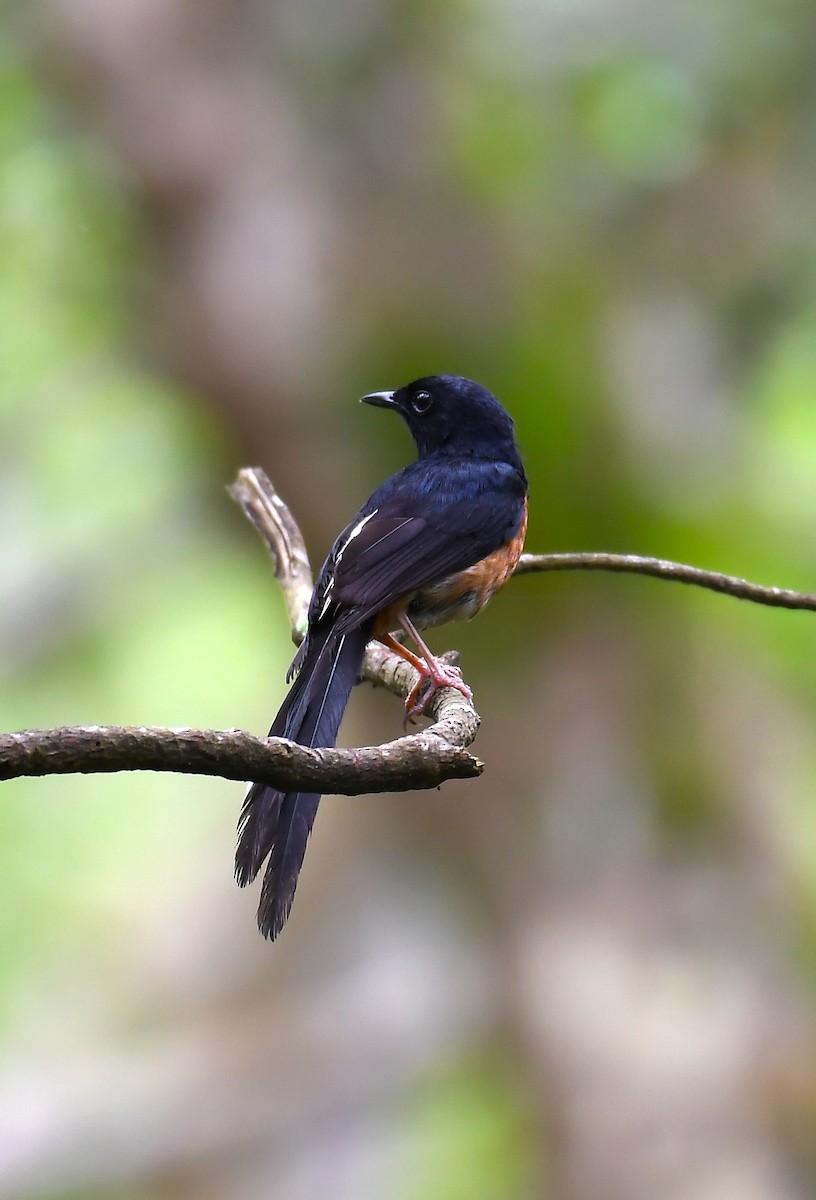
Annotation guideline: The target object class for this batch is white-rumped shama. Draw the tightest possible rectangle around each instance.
[236,375,528,939]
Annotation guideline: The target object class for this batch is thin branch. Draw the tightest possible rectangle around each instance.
[515,552,816,613]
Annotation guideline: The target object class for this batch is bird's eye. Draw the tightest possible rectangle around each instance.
[411,390,433,414]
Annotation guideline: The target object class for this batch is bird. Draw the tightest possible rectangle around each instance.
[235,374,528,939]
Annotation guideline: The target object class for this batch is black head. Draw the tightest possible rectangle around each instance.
[362,374,521,465]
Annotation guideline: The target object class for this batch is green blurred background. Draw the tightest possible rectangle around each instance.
[2,1,816,1196]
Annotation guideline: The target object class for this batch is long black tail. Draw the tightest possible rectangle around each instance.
[235,622,370,940]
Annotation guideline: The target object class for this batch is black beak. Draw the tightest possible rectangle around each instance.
[361,390,397,409]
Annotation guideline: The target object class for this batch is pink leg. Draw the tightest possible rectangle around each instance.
[398,612,473,721]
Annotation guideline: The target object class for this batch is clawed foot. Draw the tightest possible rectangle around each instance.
[403,661,473,726]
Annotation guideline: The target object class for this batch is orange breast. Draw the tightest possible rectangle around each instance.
[374,495,528,635]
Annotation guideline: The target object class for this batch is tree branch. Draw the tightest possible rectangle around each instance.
[2,469,813,793]
[228,468,314,643]
[0,724,480,791]
[515,552,816,612]
[0,469,482,791]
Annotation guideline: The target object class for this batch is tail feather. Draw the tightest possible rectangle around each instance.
[236,622,370,939]
[235,644,322,887]
[257,793,320,938]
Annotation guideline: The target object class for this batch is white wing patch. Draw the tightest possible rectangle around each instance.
[318,510,378,618]
[335,510,378,567]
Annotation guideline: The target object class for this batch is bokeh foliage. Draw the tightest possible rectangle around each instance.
[2,1,816,1196]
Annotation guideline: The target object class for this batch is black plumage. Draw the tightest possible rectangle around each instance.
[236,375,527,940]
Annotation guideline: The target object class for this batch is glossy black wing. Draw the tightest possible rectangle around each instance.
[327,460,525,623]
[287,458,525,681]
